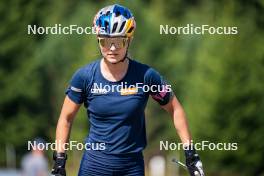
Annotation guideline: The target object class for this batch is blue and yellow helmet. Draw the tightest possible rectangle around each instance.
[93,4,136,37]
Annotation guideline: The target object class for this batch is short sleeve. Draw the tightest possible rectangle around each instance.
[65,68,86,104]
[144,68,173,105]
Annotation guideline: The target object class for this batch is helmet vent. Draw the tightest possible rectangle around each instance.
[119,21,126,32]
[112,22,118,33]
[127,26,134,33]
[104,21,109,32]
[115,11,121,17]
[106,11,110,16]
[123,11,128,18]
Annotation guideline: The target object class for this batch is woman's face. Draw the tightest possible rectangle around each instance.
[98,37,130,64]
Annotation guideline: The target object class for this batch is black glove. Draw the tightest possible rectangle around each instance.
[185,146,205,176]
[51,152,67,176]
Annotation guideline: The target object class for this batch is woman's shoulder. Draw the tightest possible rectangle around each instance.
[72,59,100,82]
[130,58,160,75]
[78,59,100,74]
[81,59,100,71]
[130,58,151,71]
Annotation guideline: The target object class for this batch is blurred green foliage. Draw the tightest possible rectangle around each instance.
[0,0,263,175]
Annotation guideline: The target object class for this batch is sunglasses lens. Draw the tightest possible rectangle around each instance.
[114,39,122,48]
[99,38,106,47]
[113,38,127,49]
[99,38,128,49]
[122,39,126,47]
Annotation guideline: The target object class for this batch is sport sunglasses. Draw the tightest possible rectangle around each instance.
[98,37,129,49]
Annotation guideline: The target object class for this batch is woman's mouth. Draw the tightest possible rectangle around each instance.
[107,53,118,56]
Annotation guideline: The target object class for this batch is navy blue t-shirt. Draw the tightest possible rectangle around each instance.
[66,58,172,155]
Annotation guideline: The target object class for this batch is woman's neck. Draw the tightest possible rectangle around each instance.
[100,58,129,81]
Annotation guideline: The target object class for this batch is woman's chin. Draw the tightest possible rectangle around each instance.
[105,57,122,64]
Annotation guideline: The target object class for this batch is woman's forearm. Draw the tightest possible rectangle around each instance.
[163,96,192,145]
[165,96,192,145]
[55,115,73,153]
[173,106,192,145]
[55,96,80,153]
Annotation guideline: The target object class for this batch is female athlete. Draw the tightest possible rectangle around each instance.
[51,4,205,176]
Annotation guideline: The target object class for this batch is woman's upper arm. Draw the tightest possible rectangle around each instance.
[59,95,82,122]
[144,68,173,106]
[61,67,87,121]
[161,95,182,115]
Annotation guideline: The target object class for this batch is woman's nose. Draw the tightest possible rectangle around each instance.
[110,43,116,51]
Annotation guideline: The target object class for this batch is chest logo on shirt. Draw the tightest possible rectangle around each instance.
[120,87,138,95]
[91,88,108,94]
